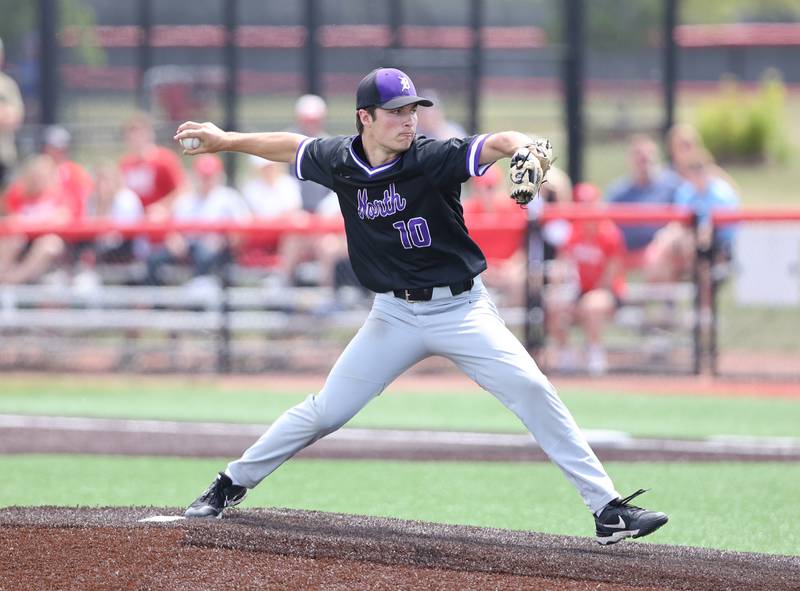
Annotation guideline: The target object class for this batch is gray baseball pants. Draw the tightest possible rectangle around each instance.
[227,276,619,513]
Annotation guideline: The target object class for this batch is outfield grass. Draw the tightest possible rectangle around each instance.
[1,376,798,439]
[3,454,798,556]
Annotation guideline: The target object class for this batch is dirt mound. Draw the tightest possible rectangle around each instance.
[2,507,798,591]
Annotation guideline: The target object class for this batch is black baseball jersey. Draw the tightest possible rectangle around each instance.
[295,133,495,293]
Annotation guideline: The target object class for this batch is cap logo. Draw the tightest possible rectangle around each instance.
[399,76,411,94]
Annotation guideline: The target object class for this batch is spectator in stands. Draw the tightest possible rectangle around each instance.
[462,166,527,306]
[42,125,94,213]
[275,193,349,290]
[240,155,302,218]
[119,111,185,220]
[83,161,146,264]
[271,95,347,288]
[289,95,335,213]
[605,135,681,253]
[533,165,575,261]
[463,165,524,216]
[236,155,304,280]
[643,149,739,284]
[666,123,738,189]
[539,165,573,206]
[0,155,77,284]
[0,36,24,191]
[145,154,250,287]
[416,90,467,140]
[546,183,627,376]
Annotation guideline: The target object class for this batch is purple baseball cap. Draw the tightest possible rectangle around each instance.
[356,68,434,110]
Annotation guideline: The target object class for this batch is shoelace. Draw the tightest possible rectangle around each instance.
[197,475,229,505]
[613,488,649,510]
[198,480,222,504]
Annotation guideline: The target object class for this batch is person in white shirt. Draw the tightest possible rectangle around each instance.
[146,154,250,285]
[82,161,145,265]
[240,155,302,218]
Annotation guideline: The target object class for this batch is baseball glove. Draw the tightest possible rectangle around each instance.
[508,138,553,206]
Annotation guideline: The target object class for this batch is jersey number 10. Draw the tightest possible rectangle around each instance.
[392,217,432,249]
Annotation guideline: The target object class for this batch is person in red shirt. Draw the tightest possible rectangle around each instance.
[463,165,526,217]
[463,166,528,306]
[119,112,185,219]
[546,183,626,375]
[42,125,93,216]
[0,154,77,284]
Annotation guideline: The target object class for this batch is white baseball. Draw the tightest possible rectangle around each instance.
[180,137,201,150]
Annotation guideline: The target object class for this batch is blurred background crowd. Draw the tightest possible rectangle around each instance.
[0,0,797,377]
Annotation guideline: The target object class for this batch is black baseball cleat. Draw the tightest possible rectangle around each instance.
[184,472,248,518]
[595,489,668,545]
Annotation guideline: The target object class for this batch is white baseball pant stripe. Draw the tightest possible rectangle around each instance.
[228,276,619,513]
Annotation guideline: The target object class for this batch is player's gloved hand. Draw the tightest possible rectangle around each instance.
[508,138,553,206]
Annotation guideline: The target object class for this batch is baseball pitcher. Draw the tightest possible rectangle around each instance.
[174,68,667,545]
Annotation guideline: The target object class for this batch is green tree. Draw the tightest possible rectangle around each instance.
[0,0,102,65]
[682,0,800,24]
[586,0,662,49]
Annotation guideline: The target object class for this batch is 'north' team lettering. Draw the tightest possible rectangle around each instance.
[357,183,407,220]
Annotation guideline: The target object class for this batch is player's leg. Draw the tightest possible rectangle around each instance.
[430,281,667,543]
[224,297,427,490]
[426,280,618,514]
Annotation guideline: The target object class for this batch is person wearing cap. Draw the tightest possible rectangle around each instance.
[174,67,668,546]
[0,36,24,191]
[546,183,627,376]
[145,154,250,286]
[42,125,93,218]
[287,94,336,214]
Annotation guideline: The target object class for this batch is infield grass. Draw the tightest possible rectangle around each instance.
[1,375,798,439]
[2,454,798,557]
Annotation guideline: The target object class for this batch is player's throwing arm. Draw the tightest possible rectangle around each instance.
[174,121,307,164]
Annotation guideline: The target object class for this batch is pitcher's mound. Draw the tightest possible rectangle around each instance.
[1,506,797,591]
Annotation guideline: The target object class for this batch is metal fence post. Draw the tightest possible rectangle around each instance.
[137,0,152,110]
[709,226,720,376]
[690,213,703,375]
[304,0,321,96]
[223,0,239,185]
[39,0,59,126]
[525,217,546,357]
[563,0,585,184]
[662,0,679,138]
[217,257,232,374]
[468,0,483,135]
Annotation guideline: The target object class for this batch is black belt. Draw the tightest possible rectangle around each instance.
[392,279,474,302]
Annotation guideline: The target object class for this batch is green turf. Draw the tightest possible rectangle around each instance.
[1,376,798,439]
[3,455,798,556]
